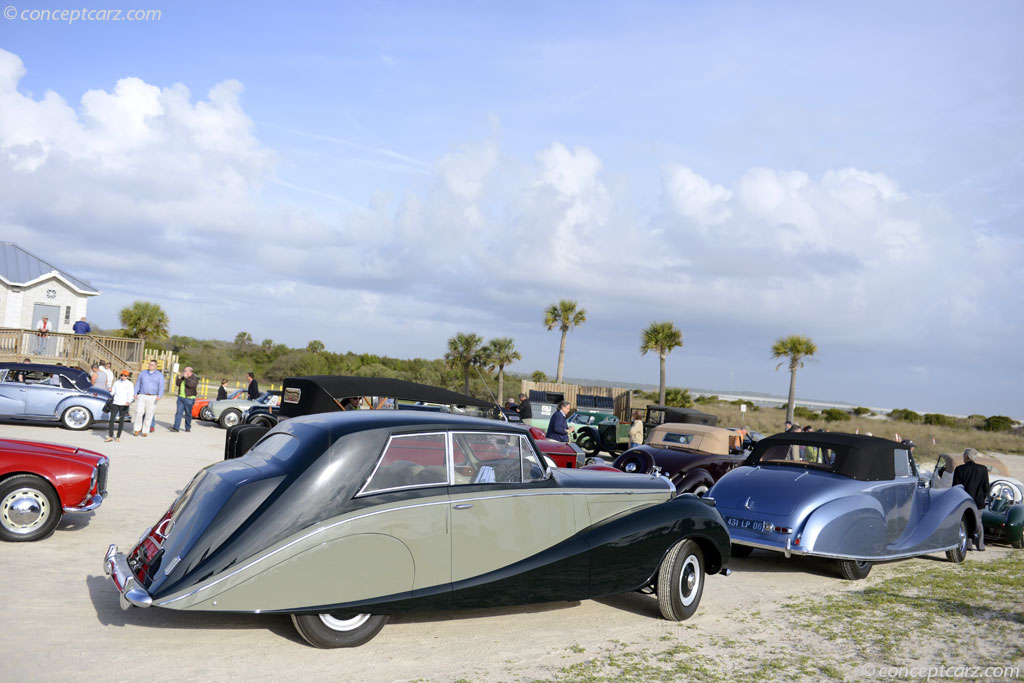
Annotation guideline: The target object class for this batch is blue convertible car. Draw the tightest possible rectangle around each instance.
[0,362,115,430]
[708,432,980,579]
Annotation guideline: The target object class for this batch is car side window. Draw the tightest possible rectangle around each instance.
[451,432,543,485]
[894,449,913,478]
[362,433,448,494]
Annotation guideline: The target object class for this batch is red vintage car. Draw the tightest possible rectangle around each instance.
[0,437,108,541]
[526,426,584,468]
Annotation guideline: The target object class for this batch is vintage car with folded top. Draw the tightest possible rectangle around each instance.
[104,409,731,648]
[610,423,747,496]
[707,432,981,579]
[928,452,1024,548]
[1,437,108,541]
[0,362,116,430]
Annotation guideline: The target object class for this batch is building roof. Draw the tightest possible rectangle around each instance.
[0,242,99,294]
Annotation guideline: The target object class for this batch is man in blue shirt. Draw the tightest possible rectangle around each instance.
[546,400,572,443]
[72,317,91,334]
[133,360,165,437]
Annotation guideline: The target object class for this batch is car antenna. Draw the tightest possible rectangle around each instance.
[472,363,507,422]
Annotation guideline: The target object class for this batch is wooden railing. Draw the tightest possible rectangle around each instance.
[0,328,146,375]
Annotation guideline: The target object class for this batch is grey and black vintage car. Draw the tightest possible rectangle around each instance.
[105,408,732,648]
[0,362,114,430]
[708,432,981,579]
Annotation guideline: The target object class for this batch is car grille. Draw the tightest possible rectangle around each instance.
[97,460,109,496]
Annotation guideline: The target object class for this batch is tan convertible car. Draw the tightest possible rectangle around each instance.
[105,379,732,648]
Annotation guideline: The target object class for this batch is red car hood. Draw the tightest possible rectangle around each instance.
[0,437,106,467]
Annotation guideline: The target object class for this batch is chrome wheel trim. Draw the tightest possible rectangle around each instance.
[319,613,371,631]
[957,520,967,553]
[678,554,701,607]
[1,487,50,534]
[691,485,709,497]
[64,406,90,428]
[223,412,240,427]
[624,462,637,473]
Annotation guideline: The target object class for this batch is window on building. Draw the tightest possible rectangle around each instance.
[64,306,71,324]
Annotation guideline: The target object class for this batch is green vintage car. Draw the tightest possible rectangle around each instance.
[930,452,1024,548]
[105,379,732,648]
[527,409,630,457]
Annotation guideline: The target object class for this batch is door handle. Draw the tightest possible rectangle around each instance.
[453,504,473,510]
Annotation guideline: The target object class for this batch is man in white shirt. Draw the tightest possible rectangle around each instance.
[34,316,51,354]
[100,361,115,391]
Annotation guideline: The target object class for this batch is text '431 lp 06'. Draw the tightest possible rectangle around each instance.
[105,410,732,647]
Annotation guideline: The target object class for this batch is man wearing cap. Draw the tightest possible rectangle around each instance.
[133,360,165,437]
[953,448,989,550]
[170,367,199,432]
[105,370,135,442]
[34,315,51,354]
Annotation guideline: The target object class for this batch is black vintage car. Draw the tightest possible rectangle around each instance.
[105,409,732,648]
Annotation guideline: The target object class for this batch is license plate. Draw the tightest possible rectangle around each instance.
[727,517,765,532]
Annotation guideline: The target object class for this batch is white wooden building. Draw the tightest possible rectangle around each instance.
[0,242,100,332]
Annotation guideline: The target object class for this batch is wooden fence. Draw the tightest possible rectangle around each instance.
[519,380,633,419]
[0,327,145,376]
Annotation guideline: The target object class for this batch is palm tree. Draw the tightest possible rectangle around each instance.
[483,337,521,405]
[444,332,484,395]
[119,301,169,341]
[640,321,684,405]
[306,340,325,354]
[544,299,587,383]
[771,335,818,424]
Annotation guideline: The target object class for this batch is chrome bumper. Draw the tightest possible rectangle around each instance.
[64,493,104,514]
[103,544,152,609]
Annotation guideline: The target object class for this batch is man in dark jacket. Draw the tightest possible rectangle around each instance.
[953,448,989,550]
[546,401,571,442]
[246,371,259,401]
[170,366,200,432]
[517,393,532,421]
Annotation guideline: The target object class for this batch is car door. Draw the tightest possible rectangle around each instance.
[23,373,66,417]
[448,432,585,606]
[874,447,919,548]
[0,370,29,415]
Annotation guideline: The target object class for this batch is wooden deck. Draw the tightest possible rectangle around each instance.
[0,327,146,375]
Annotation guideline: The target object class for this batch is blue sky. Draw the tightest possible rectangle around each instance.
[1,1,1022,417]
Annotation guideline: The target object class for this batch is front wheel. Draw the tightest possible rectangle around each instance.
[219,409,242,429]
[291,613,389,648]
[836,559,872,580]
[576,432,600,457]
[657,539,705,621]
[0,474,62,542]
[61,405,93,430]
[200,406,214,421]
[946,516,968,563]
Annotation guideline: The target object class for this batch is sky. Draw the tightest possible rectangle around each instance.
[1,1,1022,417]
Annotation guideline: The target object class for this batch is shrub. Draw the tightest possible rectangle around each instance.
[695,395,719,405]
[664,388,694,408]
[889,408,923,423]
[984,415,1015,432]
[793,406,817,420]
[923,413,959,428]
[822,408,851,422]
[852,406,871,416]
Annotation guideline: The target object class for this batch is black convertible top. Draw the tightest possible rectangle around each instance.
[744,432,904,481]
[0,362,92,391]
[279,375,494,418]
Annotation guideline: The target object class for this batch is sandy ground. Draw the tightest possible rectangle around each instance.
[1,405,1021,683]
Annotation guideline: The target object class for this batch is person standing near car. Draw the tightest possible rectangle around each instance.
[100,360,115,392]
[953,448,989,550]
[246,371,259,401]
[216,378,229,401]
[105,370,135,442]
[133,360,165,437]
[517,393,532,421]
[629,411,644,449]
[546,401,571,443]
[170,366,199,432]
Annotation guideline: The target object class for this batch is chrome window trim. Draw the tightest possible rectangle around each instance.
[356,431,449,497]
[449,430,527,487]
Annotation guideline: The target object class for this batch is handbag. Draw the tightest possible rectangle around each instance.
[103,397,114,412]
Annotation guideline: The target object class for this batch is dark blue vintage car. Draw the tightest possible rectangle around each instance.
[105,407,732,648]
[0,362,114,430]
[708,432,980,579]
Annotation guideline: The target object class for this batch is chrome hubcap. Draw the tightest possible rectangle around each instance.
[624,462,637,472]
[224,413,239,427]
[1,488,50,534]
[319,613,371,631]
[679,554,701,606]
[66,407,89,428]
[958,522,967,552]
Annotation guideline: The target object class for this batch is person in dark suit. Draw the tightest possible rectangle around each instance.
[517,393,532,421]
[953,448,989,550]
[545,400,571,442]
[246,371,259,401]
[216,379,229,401]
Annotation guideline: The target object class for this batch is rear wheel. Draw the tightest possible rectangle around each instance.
[250,414,277,428]
[291,613,389,648]
[614,450,655,475]
[946,516,968,563]
[0,474,62,542]
[657,539,705,621]
[200,406,214,421]
[576,432,600,457]
[836,559,872,580]
[219,409,242,429]
[61,405,93,430]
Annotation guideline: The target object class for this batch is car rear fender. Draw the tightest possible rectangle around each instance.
[913,487,981,550]
[55,395,105,419]
[799,494,886,557]
[674,468,715,495]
